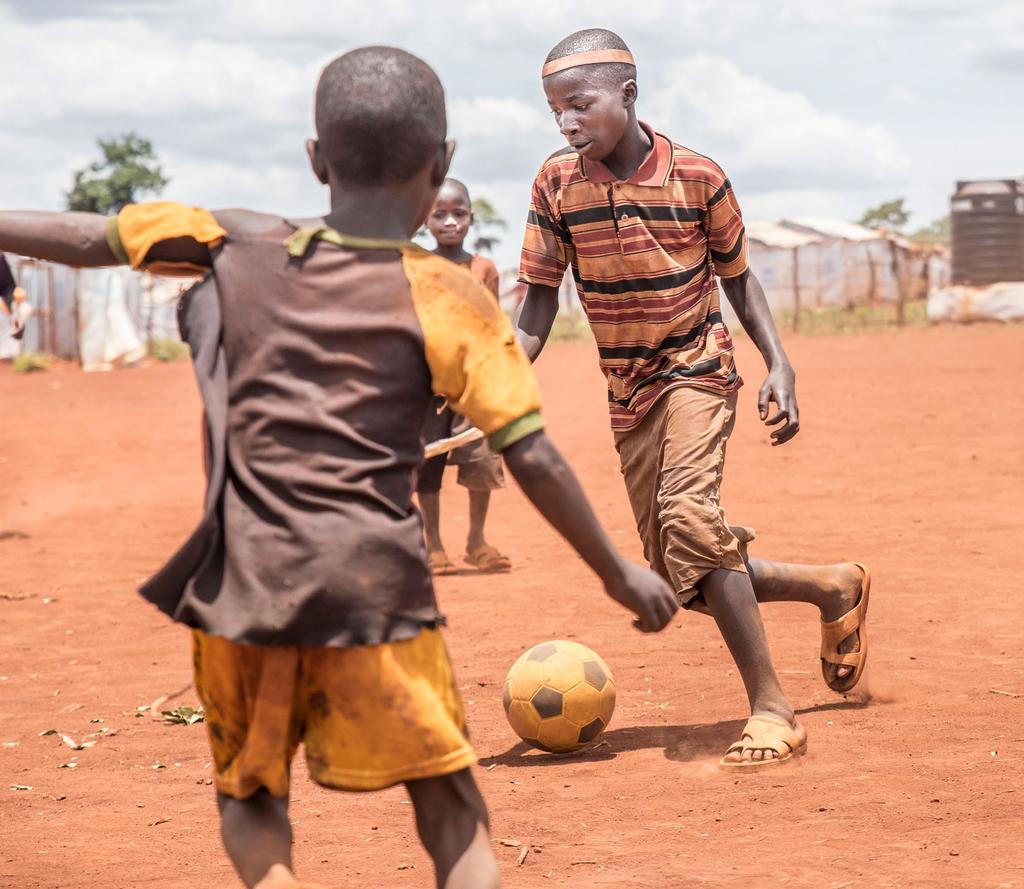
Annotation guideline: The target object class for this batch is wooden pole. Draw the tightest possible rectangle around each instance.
[791,245,800,333]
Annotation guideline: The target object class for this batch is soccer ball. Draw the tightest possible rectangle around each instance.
[502,640,616,753]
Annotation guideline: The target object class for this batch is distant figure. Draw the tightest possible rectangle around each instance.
[0,255,29,357]
[417,178,512,575]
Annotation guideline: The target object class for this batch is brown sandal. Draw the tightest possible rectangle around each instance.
[464,544,511,573]
[820,562,871,693]
[428,550,459,576]
[720,714,808,769]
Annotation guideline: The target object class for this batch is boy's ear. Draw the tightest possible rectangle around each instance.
[431,139,456,187]
[622,79,638,108]
[306,138,329,185]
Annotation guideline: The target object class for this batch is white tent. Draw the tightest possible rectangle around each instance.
[778,217,916,306]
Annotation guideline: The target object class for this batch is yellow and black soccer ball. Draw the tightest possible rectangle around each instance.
[502,640,616,753]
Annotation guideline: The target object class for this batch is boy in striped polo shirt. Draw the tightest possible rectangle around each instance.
[517,28,872,769]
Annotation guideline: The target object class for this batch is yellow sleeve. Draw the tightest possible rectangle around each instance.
[404,251,544,451]
[106,201,227,278]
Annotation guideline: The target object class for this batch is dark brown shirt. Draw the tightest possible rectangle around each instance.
[110,204,544,647]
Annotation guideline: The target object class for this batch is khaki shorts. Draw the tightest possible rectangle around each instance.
[614,386,747,607]
[418,400,505,493]
[193,627,476,798]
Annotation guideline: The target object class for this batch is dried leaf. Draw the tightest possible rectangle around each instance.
[58,762,77,769]
[517,847,530,867]
[149,818,172,827]
[38,729,57,737]
[162,705,205,726]
[499,839,522,848]
[10,784,32,791]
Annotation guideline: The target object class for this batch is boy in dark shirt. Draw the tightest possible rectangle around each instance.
[418,178,512,574]
[516,29,871,770]
[0,47,677,889]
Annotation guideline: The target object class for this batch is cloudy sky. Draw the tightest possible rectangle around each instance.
[1,0,1021,269]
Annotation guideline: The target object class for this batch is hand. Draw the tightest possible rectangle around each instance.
[758,363,800,446]
[9,314,25,340]
[603,560,678,632]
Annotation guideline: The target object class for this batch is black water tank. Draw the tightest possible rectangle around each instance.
[950,179,1024,285]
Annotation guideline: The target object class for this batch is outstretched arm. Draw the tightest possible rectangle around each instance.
[502,430,678,632]
[0,212,116,267]
[720,269,800,445]
[515,283,560,363]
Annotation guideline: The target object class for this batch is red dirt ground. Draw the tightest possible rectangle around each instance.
[1,326,1022,889]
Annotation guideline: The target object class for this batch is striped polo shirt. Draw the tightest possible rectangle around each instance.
[519,123,749,432]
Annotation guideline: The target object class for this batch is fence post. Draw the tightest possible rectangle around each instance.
[791,245,800,333]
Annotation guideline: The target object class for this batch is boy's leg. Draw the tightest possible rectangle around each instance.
[466,488,492,553]
[615,389,802,764]
[704,529,867,685]
[419,489,445,552]
[699,569,796,757]
[217,790,294,888]
[417,454,457,574]
[194,632,311,887]
[406,768,500,889]
[459,455,510,571]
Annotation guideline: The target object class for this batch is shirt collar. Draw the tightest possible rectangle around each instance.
[581,122,673,187]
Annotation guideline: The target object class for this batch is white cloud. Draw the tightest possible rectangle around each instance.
[647,56,908,195]
[1,0,1019,269]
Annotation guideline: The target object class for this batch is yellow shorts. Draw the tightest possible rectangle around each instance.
[192,627,476,798]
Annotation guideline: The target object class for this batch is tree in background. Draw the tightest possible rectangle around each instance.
[909,215,950,247]
[471,196,507,254]
[66,133,169,214]
[858,198,910,233]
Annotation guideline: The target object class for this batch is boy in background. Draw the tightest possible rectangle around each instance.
[418,178,511,574]
[516,28,871,769]
[0,254,28,345]
[0,46,676,888]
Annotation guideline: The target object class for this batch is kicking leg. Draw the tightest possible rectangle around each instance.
[218,790,296,889]
[406,769,500,889]
[747,557,868,683]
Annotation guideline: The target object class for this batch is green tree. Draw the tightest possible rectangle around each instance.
[471,196,507,253]
[909,215,950,246]
[65,133,169,214]
[858,198,911,232]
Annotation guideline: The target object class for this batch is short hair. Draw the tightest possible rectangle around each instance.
[314,47,446,186]
[544,28,637,86]
[439,178,471,203]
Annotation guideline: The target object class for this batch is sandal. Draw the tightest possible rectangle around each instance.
[720,714,807,769]
[428,550,459,576]
[820,562,871,693]
[464,544,512,573]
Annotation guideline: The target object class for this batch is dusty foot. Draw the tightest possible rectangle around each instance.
[428,548,459,576]
[720,712,808,768]
[464,542,512,572]
[819,562,868,686]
